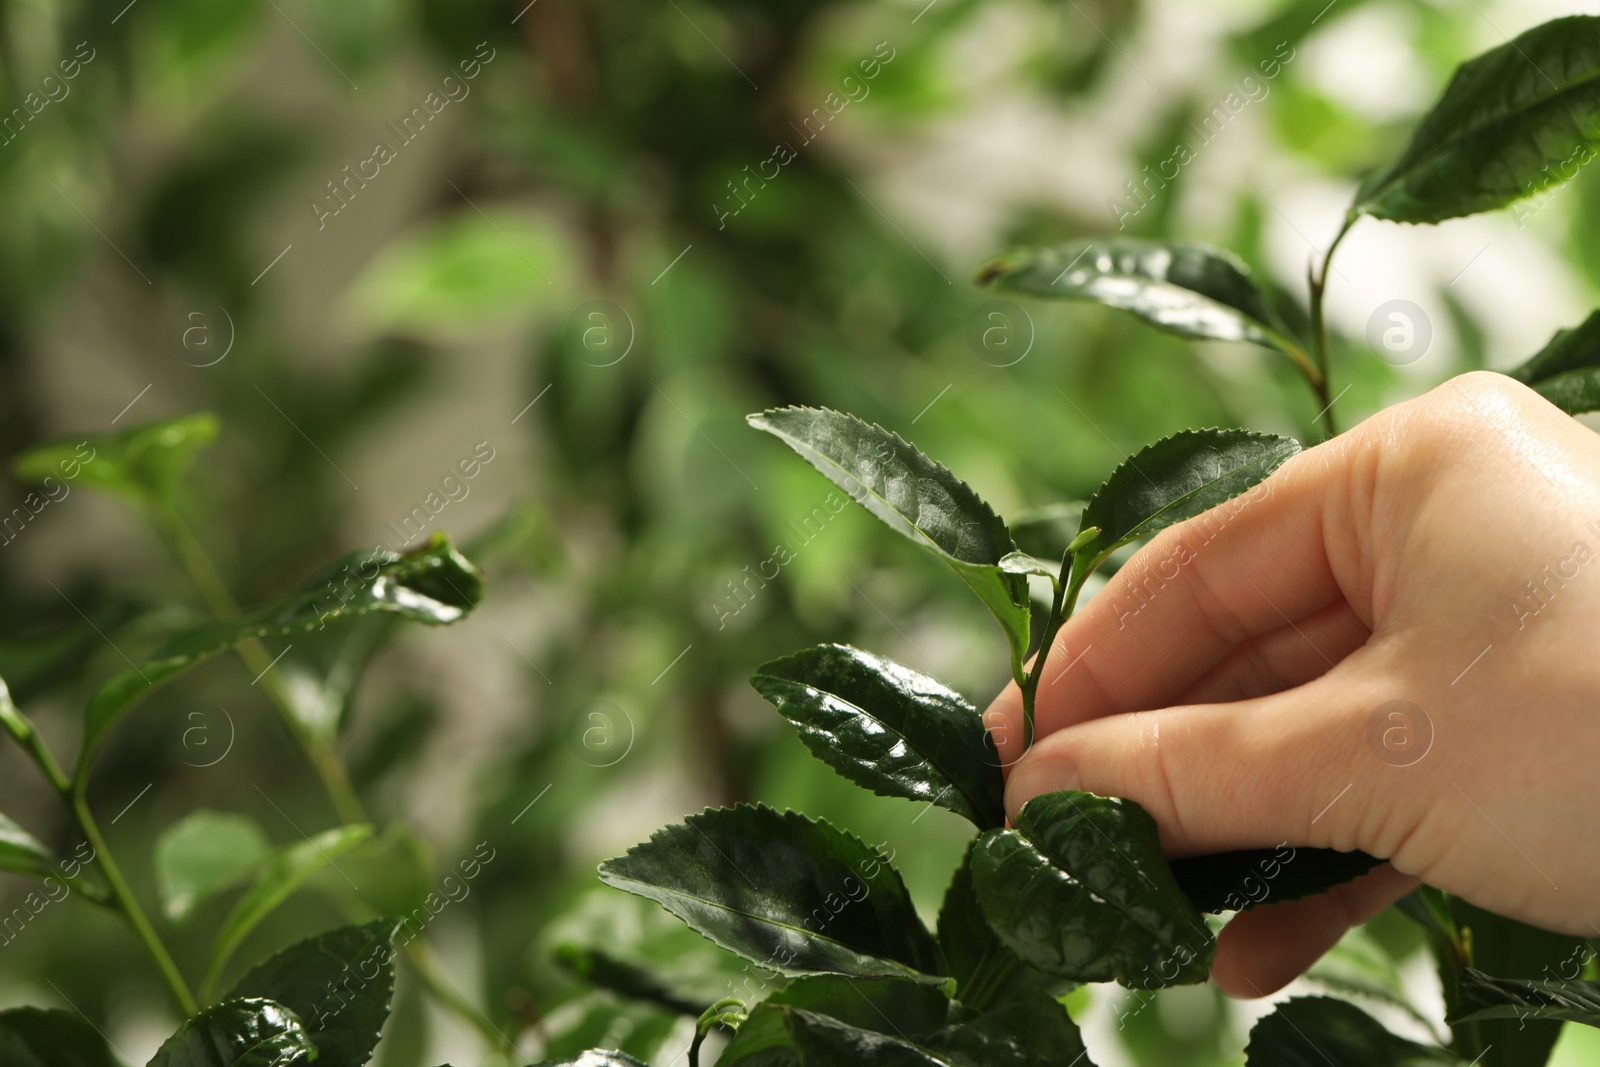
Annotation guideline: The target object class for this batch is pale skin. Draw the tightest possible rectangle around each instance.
[985,371,1600,998]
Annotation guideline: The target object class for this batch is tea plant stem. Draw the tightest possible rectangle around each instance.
[1307,215,1357,439]
[149,507,512,1053]
[690,998,747,1067]
[69,791,199,1015]
[1019,553,1084,752]
[148,506,366,825]
[401,940,519,1057]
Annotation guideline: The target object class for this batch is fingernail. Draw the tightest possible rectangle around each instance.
[1003,756,1080,822]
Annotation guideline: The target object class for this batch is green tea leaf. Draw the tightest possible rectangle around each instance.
[935,846,1052,1008]
[203,824,373,997]
[78,534,483,778]
[719,973,953,1065]
[227,921,397,1067]
[1453,968,1600,1027]
[0,814,57,881]
[922,987,1095,1067]
[147,998,317,1067]
[0,1006,120,1067]
[1071,428,1300,589]
[750,644,1004,829]
[747,407,1029,676]
[1507,311,1600,414]
[12,413,218,506]
[1170,845,1382,913]
[155,810,273,922]
[598,804,943,984]
[1353,16,1600,223]
[779,1007,952,1066]
[277,613,395,742]
[977,238,1309,362]
[970,791,1213,986]
[1245,996,1462,1065]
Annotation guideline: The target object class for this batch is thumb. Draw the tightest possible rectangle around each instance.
[1003,671,1402,859]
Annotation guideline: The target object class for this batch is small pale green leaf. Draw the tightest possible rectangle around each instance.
[1170,845,1381,914]
[78,534,483,778]
[977,238,1309,361]
[0,814,57,881]
[228,921,397,1067]
[203,825,373,998]
[970,790,1213,986]
[0,1006,120,1067]
[146,998,316,1067]
[1353,16,1600,223]
[1245,996,1462,1066]
[750,644,1004,829]
[1453,968,1600,1027]
[1507,311,1600,414]
[530,1054,651,1067]
[1071,428,1300,589]
[156,810,273,923]
[747,407,1029,675]
[309,820,433,918]
[12,413,218,506]
[996,551,1056,577]
[598,804,943,984]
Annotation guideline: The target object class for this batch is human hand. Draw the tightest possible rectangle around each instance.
[985,371,1600,997]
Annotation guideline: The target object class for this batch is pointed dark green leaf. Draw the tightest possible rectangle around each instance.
[1507,311,1600,414]
[1453,968,1600,1027]
[147,998,317,1067]
[750,644,1004,829]
[936,846,1053,1007]
[0,814,57,881]
[747,408,1029,674]
[719,973,953,1065]
[970,791,1213,986]
[227,921,397,1067]
[156,810,273,922]
[1353,16,1600,223]
[977,238,1310,362]
[1170,845,1382,913]
[1245,997,1462,1066]
[780,1008,952,1066]
[203,825,374,998]
[0,1006,120,1067]
[78,534,483,778]
[1071,429,1300,588]
[12,413,219,506]
[922,988,1095,1067]
[598,804,943,983]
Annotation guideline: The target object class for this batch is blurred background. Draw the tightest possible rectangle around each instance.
[2,0,1599,1063]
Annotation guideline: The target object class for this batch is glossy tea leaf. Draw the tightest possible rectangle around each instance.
[146,998,316,1067]
[970,791,1213,986]
[1170,845,1382,914]
[1245,996,1462,1066]
[1071,429,1299,588]
[1453,968,1600,1027]
[227,921,397,1067]
[748,407,1029,675]
[1508,311,1600,414]
[599,804,943,983]
[1354,16,1600,223]
[0,1006,121,1067]
[977,238,1309,363]
[751,644,1004,829]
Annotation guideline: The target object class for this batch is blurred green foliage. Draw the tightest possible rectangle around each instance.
[1,0,1598,1064]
